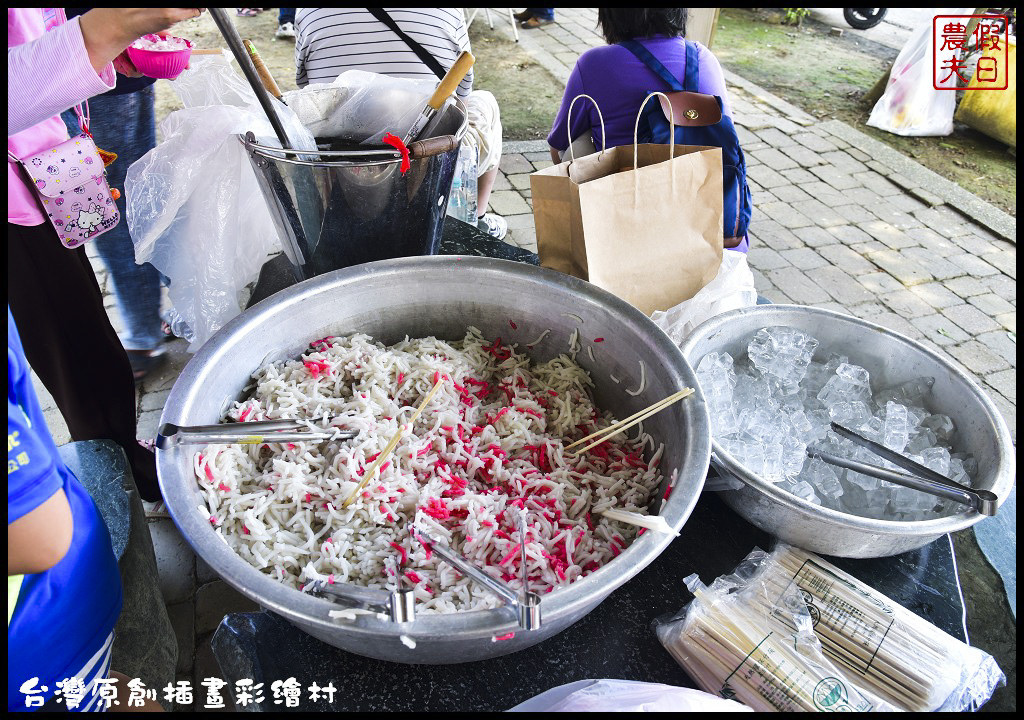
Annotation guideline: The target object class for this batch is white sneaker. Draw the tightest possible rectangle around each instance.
[476,213,508,240]
[275,21,296,39]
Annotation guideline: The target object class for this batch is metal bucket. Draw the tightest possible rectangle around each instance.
[242,100,468,281]
[679,304,1015,558]
[157,257,711,663]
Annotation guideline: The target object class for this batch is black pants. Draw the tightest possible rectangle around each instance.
[7,221,159,500]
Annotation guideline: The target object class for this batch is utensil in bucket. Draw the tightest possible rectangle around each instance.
[242,100,467,281]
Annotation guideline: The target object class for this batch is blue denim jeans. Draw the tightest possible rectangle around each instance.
[527,8,555,20]
[278,8,295,24]
[63,86,163,350]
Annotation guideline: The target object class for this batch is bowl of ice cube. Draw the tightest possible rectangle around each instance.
[126,34,193,80]
[680,304,1014,558]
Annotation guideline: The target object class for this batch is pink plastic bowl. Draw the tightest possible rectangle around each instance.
[126,34,193,80]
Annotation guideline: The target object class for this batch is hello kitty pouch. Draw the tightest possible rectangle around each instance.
[8,105,119,249]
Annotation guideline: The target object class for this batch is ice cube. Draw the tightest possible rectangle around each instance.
[807,409,832,441]
[828,400,873,429]
[733,371,774,412]
[788,409,816,443]
[961,455,978,477]
[747,326,819,388]
[840,479,871,512]
[921,414,955,442]
[948,457,971,487]
[801,456,843,500]
[802,353,849,394]
[859,416,885,442]
[905,405,928,429]
[905,428,938,454]
[740,443,766,476]
[785,480,821,505]
[739,408,775,439]
[762,444,785,482]
[710,408,740,438]
[874,377,935,406]
[781,436,808,477]
[845,468,880,492]
[697,352,737,402]
[882,401,909,453]
[697,351,736,378]
[921,447,951,476]
[817,363,872,407]
[890,485,939,513]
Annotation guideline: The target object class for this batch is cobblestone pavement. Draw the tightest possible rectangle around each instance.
[30,7,1015,710]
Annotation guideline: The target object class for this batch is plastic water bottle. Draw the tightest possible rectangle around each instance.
[447,143,478,225]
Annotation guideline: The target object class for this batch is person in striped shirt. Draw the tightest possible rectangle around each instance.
[295,8,508,240]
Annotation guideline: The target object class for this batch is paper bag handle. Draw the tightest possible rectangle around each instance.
[566,94,607,164]
[634,91,675,170]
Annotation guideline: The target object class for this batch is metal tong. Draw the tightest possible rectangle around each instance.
[155,419,357,450]
[812,422,998,516]
[414,515,542,631]
[307,578,417,624]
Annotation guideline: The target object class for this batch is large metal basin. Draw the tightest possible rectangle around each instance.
[159,256,711,663]
[679,304,1015,558]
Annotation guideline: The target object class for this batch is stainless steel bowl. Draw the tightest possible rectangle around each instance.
[679,304,1015,558]
[159,256,711,663]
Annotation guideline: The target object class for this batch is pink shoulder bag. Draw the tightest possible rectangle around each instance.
[8,103,121,249]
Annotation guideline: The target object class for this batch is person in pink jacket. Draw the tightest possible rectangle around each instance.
[7,8,199,503]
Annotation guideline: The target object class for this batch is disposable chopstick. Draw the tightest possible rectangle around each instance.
[747,548,938,710]
[569,389,693,455]
[565,388,693,452]
[341,378,443,508]
[564,388,690,450]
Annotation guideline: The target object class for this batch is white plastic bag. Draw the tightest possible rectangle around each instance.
[866,10,971,137]
[126,55,316,351]
[283,70,436,144]
[650,249,757,345]
[508,679,751,712]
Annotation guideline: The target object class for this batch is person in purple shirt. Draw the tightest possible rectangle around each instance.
[547,9,749,251]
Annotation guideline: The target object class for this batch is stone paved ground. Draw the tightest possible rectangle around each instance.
[31,8,1016,710]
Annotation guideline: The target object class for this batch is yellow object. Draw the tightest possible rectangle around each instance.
[8,574,24,626]
[955,39,1017,147]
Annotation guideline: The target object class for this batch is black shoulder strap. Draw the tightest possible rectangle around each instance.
[367,8,447,80]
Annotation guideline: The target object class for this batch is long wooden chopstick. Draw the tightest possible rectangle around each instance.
[566,388,693,455]
[564,388,692,450]
[341,378,443,508]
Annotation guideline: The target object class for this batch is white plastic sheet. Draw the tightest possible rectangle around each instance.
[508,679,751,712]
[650,249,757,345]
[283,70,435,144]
[126,55,316,350]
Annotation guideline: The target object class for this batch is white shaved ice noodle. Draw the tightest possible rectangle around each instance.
[195,328,665,613]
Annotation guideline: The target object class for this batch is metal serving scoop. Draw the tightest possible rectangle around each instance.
[413,524,542,631]
[812,422,998,516]
[155,419,357,450]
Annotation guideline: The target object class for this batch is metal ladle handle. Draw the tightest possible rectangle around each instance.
[414,528,542,630]
[308,580,416,624]
[208,7,293,149]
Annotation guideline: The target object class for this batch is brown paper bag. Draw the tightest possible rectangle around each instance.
[531,96,724,315]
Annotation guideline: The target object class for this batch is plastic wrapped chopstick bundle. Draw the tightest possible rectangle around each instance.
[656,564,897,711]
[655,545,1005,712]
[760,545,1005,712]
